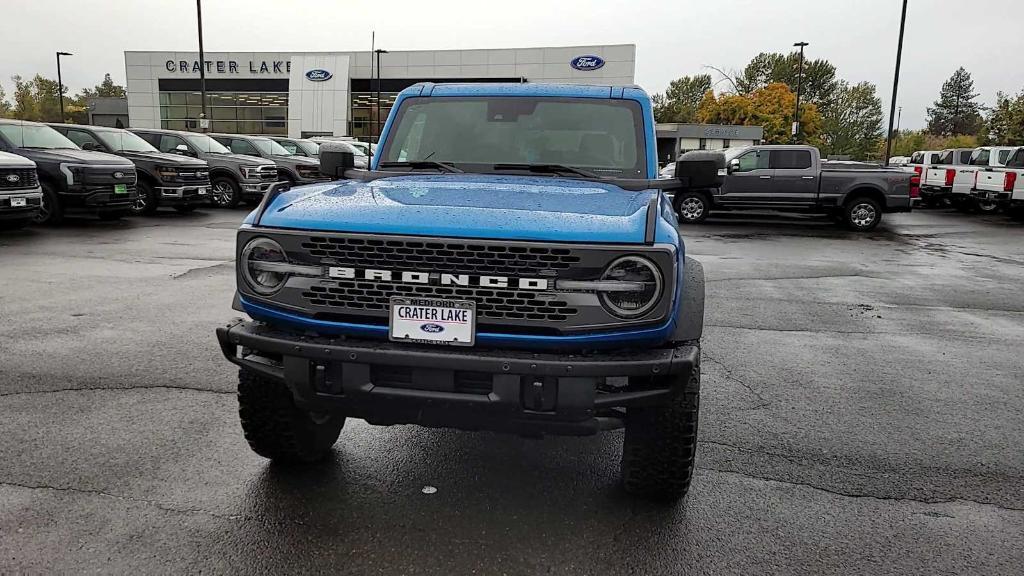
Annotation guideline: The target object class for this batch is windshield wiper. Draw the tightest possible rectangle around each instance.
[378,161,463,173]
[491,163,600,178]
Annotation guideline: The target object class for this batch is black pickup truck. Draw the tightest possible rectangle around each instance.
[670,145,913,231]
[49,124,211,215]
[0,119,138,224]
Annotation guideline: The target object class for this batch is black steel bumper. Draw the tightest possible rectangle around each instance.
[216,319,698,436]
[919,185,951,200]
[61,185,138,213]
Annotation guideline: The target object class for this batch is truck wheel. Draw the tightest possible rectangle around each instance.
[621,355,700,501]
[843,197,881,231]
[34,182,63,225]
[237,369,344,464]
[132,180,158,215]
[211,177,241,209]
[674,191,710,224]
[975,199,1000,214]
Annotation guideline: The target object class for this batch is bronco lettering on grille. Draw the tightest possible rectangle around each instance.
[327,266,550,291]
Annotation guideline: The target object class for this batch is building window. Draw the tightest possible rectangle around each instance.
[159,91,288,135]
[722,139,731,149]
[699,138,707,150]
[349,92,399,139]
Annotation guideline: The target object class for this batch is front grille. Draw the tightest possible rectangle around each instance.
[258,166,277,182]
[82,167,137,185]
[79,183,137,198]
[303,280,579,322]
[176,171,210,183]
[0,168,38,189]
[301,236,581,276]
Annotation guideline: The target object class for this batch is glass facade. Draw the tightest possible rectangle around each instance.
[349,93,398,139]
[159,91,288,135]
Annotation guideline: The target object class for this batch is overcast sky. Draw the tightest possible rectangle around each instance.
[3,0,1023,129]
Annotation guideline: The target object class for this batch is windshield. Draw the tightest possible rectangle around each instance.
[381,96,646,177]
[183,134,231,154]
[0,123,78,149]
[297,141,320,157]
[253,137,292,156]
[349,141,371,156]
[723,147,752,161]
[96,130,158,153]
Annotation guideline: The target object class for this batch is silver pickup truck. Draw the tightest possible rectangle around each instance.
[672,145,913,231]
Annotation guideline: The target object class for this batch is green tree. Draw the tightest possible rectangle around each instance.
[10,74,66,121]
[984,91,1024,146]
[698,82,821,144]
[819,81,884,160]
[926,67,984,137]
[0,82,13,118]
[78,73,127,99]
[652,74,713,123]
[735,51,838,110]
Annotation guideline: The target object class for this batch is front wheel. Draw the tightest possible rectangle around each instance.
[34,182,62,225]
[211,177,241,209]
[843,197,882,231]
[621,354,701,501]
[674,191,710,224]
[132,180,158,215]
[237,369,344,463]
[975,199,1000,214]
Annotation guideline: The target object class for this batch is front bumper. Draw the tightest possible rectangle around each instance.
[62,183,138,213]
[241,181,280,197]
[0,189,42,220]
[157,184,211,205]
[216,319,698,436]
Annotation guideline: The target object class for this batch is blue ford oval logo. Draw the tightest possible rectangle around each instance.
[420,323,444,334]
[570,55,605,71]
[305,69,332,82]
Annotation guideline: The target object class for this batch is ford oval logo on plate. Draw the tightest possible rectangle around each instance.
[420,323,445,334]
[305,69,332,82]
[113,171,125,179]
[570,55,605,71]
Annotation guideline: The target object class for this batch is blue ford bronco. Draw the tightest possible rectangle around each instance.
[216,83,723,500]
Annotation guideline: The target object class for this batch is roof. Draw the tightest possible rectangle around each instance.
[48,123,122,132]
[0,118,46,126]
[404,82,649,100]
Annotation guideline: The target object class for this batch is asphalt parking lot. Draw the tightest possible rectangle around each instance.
[1,208,1023,575]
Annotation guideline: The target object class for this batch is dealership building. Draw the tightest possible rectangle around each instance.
[124,45,638,139]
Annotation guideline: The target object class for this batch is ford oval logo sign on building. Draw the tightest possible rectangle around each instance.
[305,69,332,82]
[570,55,605,71]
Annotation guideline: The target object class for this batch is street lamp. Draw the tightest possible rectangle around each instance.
[195,0,209,132]
[374,49,389,141]
[884,0,909,166]
[792,42,808,143]
[56,51,72,122]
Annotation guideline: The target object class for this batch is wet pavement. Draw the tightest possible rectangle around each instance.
[1,208,1022,574]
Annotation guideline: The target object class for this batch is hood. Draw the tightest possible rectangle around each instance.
[16,147,134,166]
[271,154,318,167]
[207,153,270,166]
[117,150,207,167]
[255,174,656,243]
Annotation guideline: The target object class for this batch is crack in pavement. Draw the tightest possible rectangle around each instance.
[698,466,1024,513]
[701,352,771,410]
[0,385,234,398]
[0,480,240,521]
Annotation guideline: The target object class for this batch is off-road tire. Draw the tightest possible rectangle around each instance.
[211,176,241,209]
[843,196,882,231]
[621,351,701,501]
[237,369,344,464]
[674,191,711,224]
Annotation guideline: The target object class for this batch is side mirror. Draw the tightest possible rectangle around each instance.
[173,144,192,156]
[81,141,98,151]
[675,151,727,188]
[728,158,740,173]
[319,142,356,178]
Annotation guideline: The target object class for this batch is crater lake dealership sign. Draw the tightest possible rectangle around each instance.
[165,59,292,74]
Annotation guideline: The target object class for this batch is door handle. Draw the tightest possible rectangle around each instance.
[759,175,772,179]
[801,176,815,179]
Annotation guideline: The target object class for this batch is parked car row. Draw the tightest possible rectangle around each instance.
[0,119,383,229]
[909,145,1022,214]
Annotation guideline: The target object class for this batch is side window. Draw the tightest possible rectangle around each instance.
[970,149,989,165]
[279,141,299,155]
[66,129,102,150]
[1007,149,1024,168]
[770,150,812,169]
[229,139,260,156]
[135,132,160,147]
[735,150,768,172]
[959,150,973,164]
[998,149,1011,165]
[158,135,188,153]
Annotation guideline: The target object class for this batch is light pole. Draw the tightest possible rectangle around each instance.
[56,51,72,122]
[884,0,909,166]
[374,49,389,141]
[792,42,808,143]
[195,0,208,132]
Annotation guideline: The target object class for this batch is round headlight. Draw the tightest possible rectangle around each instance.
[241,237,289,295]
[599,256,663,318]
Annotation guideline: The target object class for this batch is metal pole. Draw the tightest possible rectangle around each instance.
[196,0,208,132]
[793,42,808,143]
[376,50,382,142]
[56,52,72,122]
[884,0,909,166]
[369,31,374,139]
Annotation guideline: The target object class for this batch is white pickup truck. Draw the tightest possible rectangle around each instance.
[972,146,1024,214]
[907,150,941,178]
[921,147,1016,212]
[0,150,42,229]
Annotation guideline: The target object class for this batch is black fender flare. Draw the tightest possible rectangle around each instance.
[671,256,705,343]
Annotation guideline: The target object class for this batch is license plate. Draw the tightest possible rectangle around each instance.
[113,184,128,195]
[389,297,475,346]
[11,197,26,207]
